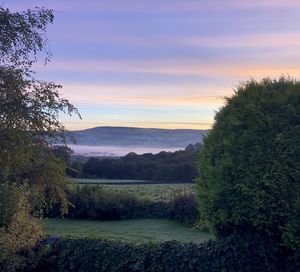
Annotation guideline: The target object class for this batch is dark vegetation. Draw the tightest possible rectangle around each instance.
[28,234,300,272]
[66,143,201,182]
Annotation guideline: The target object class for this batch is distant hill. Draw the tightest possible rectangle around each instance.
[68,126,207,148]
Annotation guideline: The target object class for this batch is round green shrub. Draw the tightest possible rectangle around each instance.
[197,77,300,250]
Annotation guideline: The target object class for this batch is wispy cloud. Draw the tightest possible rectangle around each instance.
[59,83,226,107]
[180,33,300,49]
[38,58,300,78]
[52,30,300,52]
[9,0,300,13]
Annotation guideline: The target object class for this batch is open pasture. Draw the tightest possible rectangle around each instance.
[102,183,196,201]
[73,179,196,201]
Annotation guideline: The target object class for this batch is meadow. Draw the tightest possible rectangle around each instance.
[43,218,212,243]
[43,181,201,242]
[74,178,153,184]
[73,179,196,202]
[103,183,195,201]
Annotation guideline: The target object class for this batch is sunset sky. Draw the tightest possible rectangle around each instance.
[8,0,300,130]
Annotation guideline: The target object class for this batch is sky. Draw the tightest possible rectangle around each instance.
[7,0,300,130]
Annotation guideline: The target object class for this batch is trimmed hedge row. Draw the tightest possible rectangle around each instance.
[32,231,299,272]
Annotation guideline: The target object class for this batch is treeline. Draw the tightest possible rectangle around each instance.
[68,143,201,182]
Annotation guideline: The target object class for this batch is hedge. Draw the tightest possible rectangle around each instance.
[197,77,300,248]
[31,231,299,272]
[46,185,200,226]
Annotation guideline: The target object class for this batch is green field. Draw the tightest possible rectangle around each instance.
[74,178,151,184]
[43,218,212,243]
[73,179,196,201]
[103,183,195,201]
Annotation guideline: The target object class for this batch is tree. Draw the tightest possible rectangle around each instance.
[0,6,80,213]
[0,7,53,68]
[0,6,79,270]
[197,77,300,250]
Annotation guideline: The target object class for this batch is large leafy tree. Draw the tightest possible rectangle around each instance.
[197,77,300,250]
[0,7,80,213]
[0,6,80,270]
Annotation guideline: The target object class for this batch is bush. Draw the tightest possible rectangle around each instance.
[32,234,299,272]
[66,185,170,220]
[169,192,199,225]
[197,77,300,250]
[0,184,43,272]
[0,183,20,228]
[46,185,200,225]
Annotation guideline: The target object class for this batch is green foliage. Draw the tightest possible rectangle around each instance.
[0,184,43,272]
[169,192,199,226]
[197,77,300,250]
[32,233,299,272]
[0,183,20,228]
[0,7,80,215]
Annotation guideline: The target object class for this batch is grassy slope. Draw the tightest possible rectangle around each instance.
[43,218,212,243]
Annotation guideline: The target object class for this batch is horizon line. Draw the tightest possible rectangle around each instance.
[65,124,211,132]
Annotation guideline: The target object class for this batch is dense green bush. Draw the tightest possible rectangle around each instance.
[31,233,299,272]
[67,185,170,220]
[197,77,300,250]
[169,192,199,225]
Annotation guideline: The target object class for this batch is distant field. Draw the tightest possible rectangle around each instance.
[72,179,196,201]
[74,178,153,184]
[102,183,196,201]
[43,218,212,243]
[73,178,192,185]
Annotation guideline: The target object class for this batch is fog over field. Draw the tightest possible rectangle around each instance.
[68,144,182,157]
[65,126,205,156]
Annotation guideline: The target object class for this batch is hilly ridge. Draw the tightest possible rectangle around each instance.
[69,126,207,148]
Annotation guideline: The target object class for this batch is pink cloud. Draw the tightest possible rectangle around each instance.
[59,83,227,107]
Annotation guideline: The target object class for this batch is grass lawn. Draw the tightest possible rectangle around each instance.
[43,218,212,243]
